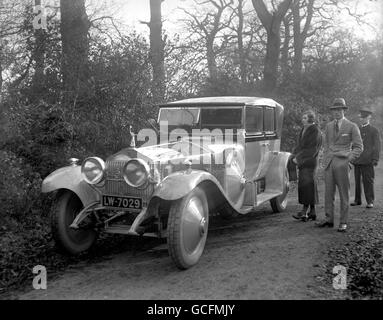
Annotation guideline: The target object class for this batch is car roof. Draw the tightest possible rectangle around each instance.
[160,96,283,108]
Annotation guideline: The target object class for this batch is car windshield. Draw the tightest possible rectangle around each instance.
[158,108,200,126]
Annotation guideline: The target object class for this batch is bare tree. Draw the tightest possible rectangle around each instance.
[0,1,25,96]
[281,12,292,79]
[60,0,90,100]
[180,0,234,81]
[0,44,3,95]
[235,0,247,84]
[251,0,292,92]
[292,0,314,76]
[150,0,165,102]
[142,0,165,103]
[30,0,47,101]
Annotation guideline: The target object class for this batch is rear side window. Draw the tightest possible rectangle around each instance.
[200,108,242,128]
[245,107,263,133]
[264,107,275,133]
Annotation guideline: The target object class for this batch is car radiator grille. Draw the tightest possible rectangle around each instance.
[104,160,154,205]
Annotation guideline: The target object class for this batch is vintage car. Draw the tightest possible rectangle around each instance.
[42,96,291,269]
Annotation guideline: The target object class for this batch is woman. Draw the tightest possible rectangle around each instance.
[292,111,322,221]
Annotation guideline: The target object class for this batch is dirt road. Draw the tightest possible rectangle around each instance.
[17,162,383,300]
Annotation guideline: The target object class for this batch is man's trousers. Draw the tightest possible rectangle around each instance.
[325,157,350,224]
[354,164,375,204]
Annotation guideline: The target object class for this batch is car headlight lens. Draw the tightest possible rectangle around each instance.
[123,158,150,187]
[81,157,105,185]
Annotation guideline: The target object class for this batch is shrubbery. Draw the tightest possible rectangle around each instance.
[325,214,383,299]
[0,150,43,221]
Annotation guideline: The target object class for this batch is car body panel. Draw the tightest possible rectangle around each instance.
[41,165,100,206]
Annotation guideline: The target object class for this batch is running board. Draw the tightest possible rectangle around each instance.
[239,191,282,213]
[256,191,282,206]
[105,224,158,238]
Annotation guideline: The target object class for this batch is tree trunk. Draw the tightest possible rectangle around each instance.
[252,0,293,93]
[281,16,291,80]
[263,28,281,92]
[149,0,165,103]
[206,38,218,80]
[292,0,314,76]
[0,45,3,96]
[60,0,90,100]
[292,0,302,76]
[237,0,247,85]
[31,0,46,101]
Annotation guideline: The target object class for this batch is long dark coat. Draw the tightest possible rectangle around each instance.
[352,124,381,165]
[293,124,322,169]
[293,124,322,205]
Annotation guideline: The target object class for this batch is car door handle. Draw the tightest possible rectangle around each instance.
[261,142,270,146]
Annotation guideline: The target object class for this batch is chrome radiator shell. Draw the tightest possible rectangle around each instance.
[104,160,154,206]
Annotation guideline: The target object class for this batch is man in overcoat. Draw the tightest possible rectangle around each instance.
[316,98,363,232]
[351,106,381,208]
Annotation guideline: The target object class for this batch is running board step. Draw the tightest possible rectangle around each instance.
[239,191,282,212]
[256,192,282,206]
[105,224,157,237]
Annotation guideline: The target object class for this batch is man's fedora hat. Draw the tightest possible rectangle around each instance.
[330,98,348,109]
[359,106,373,117]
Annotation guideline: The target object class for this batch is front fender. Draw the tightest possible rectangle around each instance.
[153,170,223,201]
[264,151,291,194]
[42,166,100,206]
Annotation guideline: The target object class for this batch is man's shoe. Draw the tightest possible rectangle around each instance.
[337,224,347,232]
[366,203,374,209]
[315,220,334,228]
[350,202,361,206]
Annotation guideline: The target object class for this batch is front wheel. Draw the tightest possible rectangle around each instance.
[51,190,97,254]
[167,186,209,269]
[270,169,289,213]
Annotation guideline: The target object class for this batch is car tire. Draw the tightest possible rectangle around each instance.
[51,190,97,255]
[167,186,209,269]
[270,169,289,213]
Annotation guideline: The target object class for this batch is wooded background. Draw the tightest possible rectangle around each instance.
[0,0,382,291]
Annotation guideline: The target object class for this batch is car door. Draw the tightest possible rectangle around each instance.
[260,106,276,175]
[244,105,267,181]
[244,105,277,181]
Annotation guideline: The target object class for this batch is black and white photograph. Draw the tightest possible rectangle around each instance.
[0,0,382,305]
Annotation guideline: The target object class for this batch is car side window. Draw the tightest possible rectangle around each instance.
[245,107,263,134]
[264,107,275,133]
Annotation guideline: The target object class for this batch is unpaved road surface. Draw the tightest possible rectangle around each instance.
[17,162,383,300]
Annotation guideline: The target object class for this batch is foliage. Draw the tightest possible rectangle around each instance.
[0,150,42,220]
[325,213,383,299]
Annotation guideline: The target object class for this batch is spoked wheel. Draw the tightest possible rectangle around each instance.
[270,169,290,213]
[167,186,209,269]
[51,190,97,254]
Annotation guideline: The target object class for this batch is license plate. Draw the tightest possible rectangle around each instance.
[102,195,142,210]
